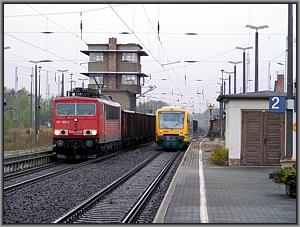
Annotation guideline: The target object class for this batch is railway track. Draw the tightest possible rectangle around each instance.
[3,162,62,181]
[53,151,180,224]
[3,151,121,193]
[4,142,155,193]
[4,151,56,175]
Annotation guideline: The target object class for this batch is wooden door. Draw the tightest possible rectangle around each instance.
[263,112,285,165]
[241,111,285,166]
[241,111,264,165]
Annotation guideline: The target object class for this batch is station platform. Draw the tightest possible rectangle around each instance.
[153,137,296,224]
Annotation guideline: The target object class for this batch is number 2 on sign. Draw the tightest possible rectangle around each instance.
[271,97,280,109]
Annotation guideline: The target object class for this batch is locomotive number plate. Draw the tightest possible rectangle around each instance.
[56,120,70,124]
[69,130,83,134]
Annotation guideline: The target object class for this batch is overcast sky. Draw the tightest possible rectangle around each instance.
[3,3,297,112]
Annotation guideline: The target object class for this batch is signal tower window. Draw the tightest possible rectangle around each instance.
[122,74,138,85]
[121,53,137,63]
[89,74,104,85]
[89,52,104,62]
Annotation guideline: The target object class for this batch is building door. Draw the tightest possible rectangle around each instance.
[241,111,285,166]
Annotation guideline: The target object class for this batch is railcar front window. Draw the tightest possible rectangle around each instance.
[158,112,184,129]
[56,104,75,115]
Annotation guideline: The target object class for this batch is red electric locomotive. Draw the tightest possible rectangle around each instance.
[52,88,122,159]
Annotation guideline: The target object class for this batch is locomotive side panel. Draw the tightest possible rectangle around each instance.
[103,104,121,143]
[97,103,105,143]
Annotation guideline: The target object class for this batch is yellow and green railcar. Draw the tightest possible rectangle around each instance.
[155,106,193,149]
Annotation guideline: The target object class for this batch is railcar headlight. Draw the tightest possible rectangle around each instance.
[91,130,97,135]
[54,130,60,136]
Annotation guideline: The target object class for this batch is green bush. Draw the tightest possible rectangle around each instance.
[208,130,220,138]
[271,166,296,186]
[210,146,228,166]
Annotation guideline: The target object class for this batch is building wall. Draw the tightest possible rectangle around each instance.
[117,61,141,72]
[102,91,135,111]
[224,99,269,165]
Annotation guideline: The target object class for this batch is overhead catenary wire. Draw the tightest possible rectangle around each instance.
[26,4,88,45]
[108,4,183,96]
[4,4,126,17]
[4,33,87,70]
[140,4,181,83]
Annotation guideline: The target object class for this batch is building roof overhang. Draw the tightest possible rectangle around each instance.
[81,49,148,56]
[80,72,149,77]
[216,91,295,103]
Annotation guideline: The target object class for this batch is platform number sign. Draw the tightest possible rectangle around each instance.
[269,96,285,112]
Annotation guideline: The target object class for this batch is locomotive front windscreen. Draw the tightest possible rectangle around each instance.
[56,103,95,116]
[158,112,184,129]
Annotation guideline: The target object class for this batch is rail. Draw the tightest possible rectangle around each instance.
[121,152,180,223]
[52,152,161,223]
[3,152,56,174]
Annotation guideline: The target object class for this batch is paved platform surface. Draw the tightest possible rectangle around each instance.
[154,138,297,224]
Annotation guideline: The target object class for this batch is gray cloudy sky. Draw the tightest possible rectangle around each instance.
[3,3,297,112]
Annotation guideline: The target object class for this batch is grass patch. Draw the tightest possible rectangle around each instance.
[4,127,52,154]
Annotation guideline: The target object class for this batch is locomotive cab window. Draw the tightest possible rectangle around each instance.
[56,104,75,116]
[56,103,95,116]
[77,104,96,116]
[158,112,184,129]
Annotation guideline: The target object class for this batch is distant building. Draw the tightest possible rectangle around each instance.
[80,37,149,111]
[273,73,284,92]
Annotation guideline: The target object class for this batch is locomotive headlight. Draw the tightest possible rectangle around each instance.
[54,130,60,136]
[54,129,68,135]
[83,129,97,136]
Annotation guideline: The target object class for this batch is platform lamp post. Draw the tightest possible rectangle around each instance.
[29,60,52,143]
[245,24,268,92]
[223,76,230,95]
[78,78,88,88]
[207,103,215,121]
[217,79,223,138]
[70,73,75,91]
[38,66,42,133]
[235,46,253,93]
[207,103,215,137]
[228,61,242,94]
[224,71,234,94]
[58,69,69,97]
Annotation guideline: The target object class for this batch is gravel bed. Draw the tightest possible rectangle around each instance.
[4,163,75,188]
[135,150,185,223]
[74,151,175,223]
[3,143,158,224]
